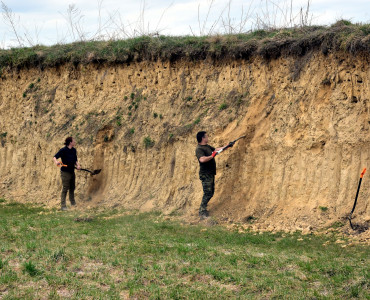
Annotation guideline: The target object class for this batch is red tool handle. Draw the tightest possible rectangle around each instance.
[360,168,366,178]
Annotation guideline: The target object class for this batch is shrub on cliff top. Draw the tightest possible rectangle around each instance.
[0,22,368,70]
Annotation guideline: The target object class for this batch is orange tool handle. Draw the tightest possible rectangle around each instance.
[57,162,67,167]
[360,168,366,178]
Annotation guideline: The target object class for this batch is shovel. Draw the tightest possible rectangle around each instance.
[57,162,101,176]
[214,135,247,156]
[77,167,102,176]
[348,168,366,229]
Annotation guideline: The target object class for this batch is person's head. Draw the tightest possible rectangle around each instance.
[64,136,75,147]
[196,131,208,144]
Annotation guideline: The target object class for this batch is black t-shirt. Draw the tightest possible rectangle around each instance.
[195,144,216,175]
[54,146,78,173]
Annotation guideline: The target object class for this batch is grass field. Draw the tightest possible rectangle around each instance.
[0,199,369,299]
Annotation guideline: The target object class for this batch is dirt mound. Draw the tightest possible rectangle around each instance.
[0,51,369,238]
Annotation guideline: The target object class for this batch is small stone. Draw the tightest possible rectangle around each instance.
[302,226,313,235]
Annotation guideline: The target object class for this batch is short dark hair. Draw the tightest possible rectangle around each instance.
[64,136,73,146]
[196,131,206,143]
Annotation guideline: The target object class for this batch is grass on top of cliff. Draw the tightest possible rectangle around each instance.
[0,200,369,299]
[0,20,369,70]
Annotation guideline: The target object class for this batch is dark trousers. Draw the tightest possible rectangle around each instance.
[61,171,76,208]
[199,173,215,213]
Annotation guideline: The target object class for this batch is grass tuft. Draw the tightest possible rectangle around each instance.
[143,136,155,148]
[219,102,228,111]
[22,261,40,277]
[319,206,328,212]
[0,258,5,269]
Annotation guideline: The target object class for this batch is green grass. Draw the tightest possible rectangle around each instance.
[143,136,155,148]
[219,102,228,111]
[0,21,369,70]
[0,201,369,299]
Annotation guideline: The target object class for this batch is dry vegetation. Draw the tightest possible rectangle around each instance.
[0,20,368,71]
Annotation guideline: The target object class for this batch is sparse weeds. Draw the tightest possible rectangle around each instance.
[219,102,228,111]
[359,24,370,35]
[52,249,67,262]
[319,206,328,212]
[143,136,154,148]
[321,77,331,85]
[0,132,7,146]
[115,114,122,126]
[331,221,344,229]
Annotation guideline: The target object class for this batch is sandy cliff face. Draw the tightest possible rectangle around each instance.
[0,51,369,233]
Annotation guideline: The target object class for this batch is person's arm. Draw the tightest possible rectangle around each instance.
[199,147,219,162]
[199,155,214,163]
[53,149,63,166]
[53,156,60,166]
[75,149,81,170]
[215,142,233,152]
[199,143,232,162]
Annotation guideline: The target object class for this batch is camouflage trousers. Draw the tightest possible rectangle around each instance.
[199,173,215,214]
[60,171,76,208]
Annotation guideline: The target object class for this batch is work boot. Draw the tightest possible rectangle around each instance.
[61,206,67,211]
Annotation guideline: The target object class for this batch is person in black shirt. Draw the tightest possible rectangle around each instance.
[53,137,81,210]
[195,131,230,218]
